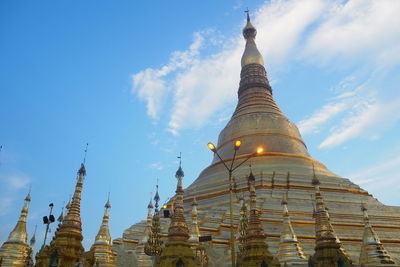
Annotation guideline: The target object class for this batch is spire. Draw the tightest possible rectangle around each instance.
[359,203,395,265]
[90,197,116,267]
[57,203,65,225]
[58,163,85,234]
[157,159,199,267]
[309,166,352,266]
[144,184,163,256]
[0,191,31,265]
[140,193,154,244]
[6,191,31,244]
[34,152,87,267]
[239,171,278,266]
[30,225,37,248]
[94,197,112,245]
[241,10,264,67]
[189,196,200,243]
[277,192,307,265]
[167,158,189,242]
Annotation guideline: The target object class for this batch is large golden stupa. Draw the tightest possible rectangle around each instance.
[115,14,400,266]
[1,13,399,267]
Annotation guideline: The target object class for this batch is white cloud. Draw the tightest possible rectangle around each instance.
[319,98,400,148]
[2,173,31,191]
[298,102,348,134]
[132,32,205,119]
[148,162,164,170]
[303,0,400,66]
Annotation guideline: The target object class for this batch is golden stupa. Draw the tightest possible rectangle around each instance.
[114,13,400,266]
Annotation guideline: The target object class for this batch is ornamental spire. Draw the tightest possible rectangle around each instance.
[157,158,199,267]
[359,203,395,265]
[309,165,352,266]
[239,170,278,266]
[90,196,116,267]
[277,192,307,265]
[94,196,112,245]
[0,191,31,266]
[58,163,85,234]
[6,191,31,244]
[167,156,189,242]
[241,10,264,67]
[144,184,163,257]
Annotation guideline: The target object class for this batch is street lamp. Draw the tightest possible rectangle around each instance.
[207,141,263,267]
[42,203,55,247]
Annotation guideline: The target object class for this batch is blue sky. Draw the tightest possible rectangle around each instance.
[1,0,399,251]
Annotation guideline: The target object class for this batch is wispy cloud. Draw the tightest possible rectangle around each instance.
[0,172,31,191]
[132,32,205,119]
[298,102,348,134]
[303,0,400,67]
[319,97,400,148]
[148,162,164,170]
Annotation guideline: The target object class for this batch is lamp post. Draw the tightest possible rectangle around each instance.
[42,203,55,247]
[207,141,263,267]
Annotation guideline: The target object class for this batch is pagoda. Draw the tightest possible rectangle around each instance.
[35,163,86,267]
[87,197,116,267]
[0,192,32,267]
[114,12,400,266]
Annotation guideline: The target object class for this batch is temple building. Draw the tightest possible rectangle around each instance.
[114,13,400,266]
[1,12,400,267]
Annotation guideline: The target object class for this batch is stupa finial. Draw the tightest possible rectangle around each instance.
[241,9,264,67]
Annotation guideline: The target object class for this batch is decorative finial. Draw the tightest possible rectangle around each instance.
[105,192,111,209]
[83,143,89,164]
[177,152,182,167]
[175,153,184,179]
[245,7,250,21]
[154,182,160,209]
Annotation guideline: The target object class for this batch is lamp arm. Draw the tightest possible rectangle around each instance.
[232,153,255,172]
[214,150,230,171]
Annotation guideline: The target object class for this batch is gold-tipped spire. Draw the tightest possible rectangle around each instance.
[309,166,352,266]
[241,10,264,67]
[238,171,279,267]
[144,184,163,257]
[58,163,85,234]
[359,203,395,266]
[35,161,86,267]
[90,196,116,267]
[157,158,199,267]
[0,191,32,266]
[277,192,307,265]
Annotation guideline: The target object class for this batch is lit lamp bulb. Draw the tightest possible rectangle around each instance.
[256,147,264,154]
[163,205,167,209]
[207,142,216,152]
[234,140,241,150]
